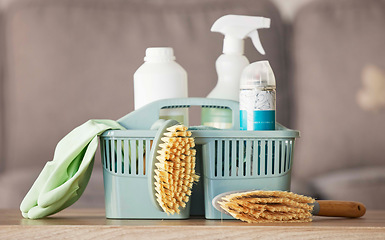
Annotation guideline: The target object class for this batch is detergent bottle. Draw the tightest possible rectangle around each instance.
[134,47,188,125]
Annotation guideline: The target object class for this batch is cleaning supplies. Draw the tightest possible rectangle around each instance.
[20,119,125,219]
[134,47,189,125]
[239,60,276,130]
[212,190,366,223]
[214,190,315,222]
[149,119,198,214]
[201,15,271,129]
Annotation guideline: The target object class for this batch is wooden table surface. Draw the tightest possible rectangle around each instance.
[1,209,385,239]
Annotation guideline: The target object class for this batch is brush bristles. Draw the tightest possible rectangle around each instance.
[154,124,199,214]
[218,190,315,223]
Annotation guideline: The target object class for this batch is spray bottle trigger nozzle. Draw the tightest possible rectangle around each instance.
[248,30,266,55]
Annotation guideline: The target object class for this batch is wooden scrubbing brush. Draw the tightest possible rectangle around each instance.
[213,190,366,223]
[149,119,199,214]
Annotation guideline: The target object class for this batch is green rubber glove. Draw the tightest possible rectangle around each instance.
[20,119,125,219]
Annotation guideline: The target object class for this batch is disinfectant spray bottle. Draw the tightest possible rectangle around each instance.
[239,60,276,130]
[201,15,270,129]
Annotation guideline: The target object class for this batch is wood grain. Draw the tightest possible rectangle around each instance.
[1,209,385,240]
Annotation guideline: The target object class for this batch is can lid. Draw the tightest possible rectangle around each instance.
[144,47,176,61]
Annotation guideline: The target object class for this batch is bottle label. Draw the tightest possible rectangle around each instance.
[239,89,276,130]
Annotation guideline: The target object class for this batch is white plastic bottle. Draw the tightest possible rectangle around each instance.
[201,15,271,129]
[134,47,188,125]
[239,60,276,130]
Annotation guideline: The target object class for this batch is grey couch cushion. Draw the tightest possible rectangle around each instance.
[292,0,385,177]
[312,166,385,209]
[292,0,385,205]
[0,0,285,208]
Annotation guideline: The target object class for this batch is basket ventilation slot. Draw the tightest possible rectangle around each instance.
[101,138,151,176]
[211,139,293,178]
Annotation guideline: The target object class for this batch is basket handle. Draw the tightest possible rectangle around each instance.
[118,97,239,130]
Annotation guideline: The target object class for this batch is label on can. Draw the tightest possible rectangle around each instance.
[239,88,276,130]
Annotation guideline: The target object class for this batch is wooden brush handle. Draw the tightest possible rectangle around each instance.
[317,200,366,218]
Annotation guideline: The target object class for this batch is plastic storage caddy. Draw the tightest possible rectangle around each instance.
[194,125,299,219]
[100,98,299,219]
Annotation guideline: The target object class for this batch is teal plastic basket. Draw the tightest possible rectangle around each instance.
[193,127,299,219]
[100,130,193,219]
[100,98,299,219]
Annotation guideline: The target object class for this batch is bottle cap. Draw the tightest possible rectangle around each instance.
[144,47,176,61]
[240,60,276,88]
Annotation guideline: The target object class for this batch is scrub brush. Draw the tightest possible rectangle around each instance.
[212,190,366,223]
[149,119,199,214]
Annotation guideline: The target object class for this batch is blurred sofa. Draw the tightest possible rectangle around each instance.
[0,0,384,211]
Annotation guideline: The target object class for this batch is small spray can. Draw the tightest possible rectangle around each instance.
[239,60,276,131]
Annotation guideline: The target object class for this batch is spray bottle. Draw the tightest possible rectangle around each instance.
[240,60,276,130]
[201,15,271,129]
